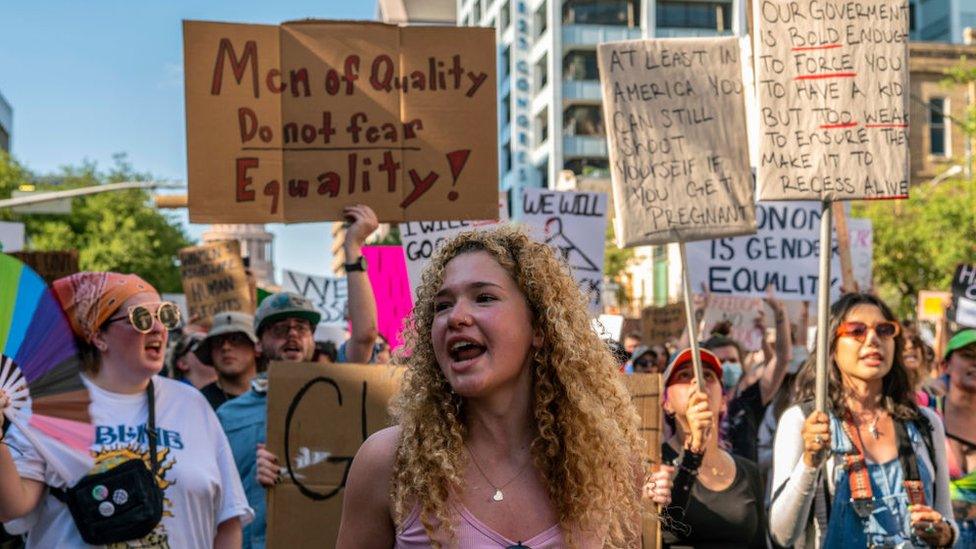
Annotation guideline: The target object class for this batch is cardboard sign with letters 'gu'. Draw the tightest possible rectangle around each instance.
[597,37,756,247]
[183,20,498,224]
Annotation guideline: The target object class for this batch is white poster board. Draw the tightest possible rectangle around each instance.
[398,200,508,301]
[687,201,841,302]
[701,295,765,352]
[597,36,756,247]
[848,217,873,290]
[754,0,910,200]
[281,269,349,326]
[0,221,25,253]
[520,188,608,313]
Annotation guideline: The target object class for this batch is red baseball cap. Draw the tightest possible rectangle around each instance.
[662,348,723,387]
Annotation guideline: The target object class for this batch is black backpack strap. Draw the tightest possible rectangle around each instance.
[146,380,158,475]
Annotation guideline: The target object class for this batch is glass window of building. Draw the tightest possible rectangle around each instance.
[562,0,638,26]
[500,0,510,31]
[500,46,510,79]
[534,2,548,38]
[656,1,731,30]
[474,0,482,22]
[563,105,604,136]
[536,107,549,144]
[928,97,948,156]
[563,50,599,80]
[564,158,610,176]
[535,54,548,89]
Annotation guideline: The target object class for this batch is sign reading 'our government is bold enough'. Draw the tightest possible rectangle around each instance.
[184,20,499,223]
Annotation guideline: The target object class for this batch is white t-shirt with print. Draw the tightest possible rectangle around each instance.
[3,375,253,548]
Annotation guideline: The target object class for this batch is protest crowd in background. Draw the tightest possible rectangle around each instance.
[3,5,976,549]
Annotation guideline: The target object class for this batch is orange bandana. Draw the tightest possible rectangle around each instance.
[52,272,156,342]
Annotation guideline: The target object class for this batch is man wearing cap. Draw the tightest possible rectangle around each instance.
[196,311,260,411]
[626,345,664,374]
[167,330,216,390]
[217,204,379,549]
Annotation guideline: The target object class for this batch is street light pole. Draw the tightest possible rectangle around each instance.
[0,181,184,210]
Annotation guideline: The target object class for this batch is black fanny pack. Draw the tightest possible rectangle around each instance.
[50,381,164,545]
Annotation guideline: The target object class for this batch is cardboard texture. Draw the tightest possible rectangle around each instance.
[520,188,609,314]
[266,362,403,549]
[754,0,910,201]
[9,250,79,285]
[281,269,348,325]
[184,20,498,223]
[266,363,661,547]
[623,373,662,548]
[177,240,253,324]
[686,201,843,302]
[597,37,756,247]
[398,199,508,301]
[642,302,687,346]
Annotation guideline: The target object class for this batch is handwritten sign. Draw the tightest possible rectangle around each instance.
[398,200,508,301]
[686,202,841,301]
[281,269,348,326]
[184,20,498,223]
[917,290,950,322]
[177,240,253,324]
[701,296,764,352]
[952,264,976,328]
[754,0,910,200]
[641,302,686,346]
[848,217,873,290]
[521,188,608,313]
[10,251,79,285]
[597,37,756,247]
[266,362,403,549]
[266,362,659,548]
[0,222,25,253]
[362,246,413,348]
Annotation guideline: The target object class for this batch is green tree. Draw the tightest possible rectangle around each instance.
[1,152,193,292]
[604,223,635,307]
[853,176,976,318]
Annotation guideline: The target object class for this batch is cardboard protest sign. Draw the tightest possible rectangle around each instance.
[622,373,662,548]
[917,290,950,322]
[398,200,508,300]
[177,240,253,324]
[521,188,608,312]
[9,250,79,285]
[848,217,873,290]
[184,20,498,224]
[266,362,403,549]
[641,302,686,346]
[0,222,25,253]
[701,295,764,352]
[951,265,976,328]
[754,0,910,200]
[281,269,348,325]
[362,246,413,348]
[597,37,756,247]
[266,361,661,548]
[593,314,625,341]
[686,202,841,301]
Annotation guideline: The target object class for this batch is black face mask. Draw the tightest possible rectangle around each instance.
[50,381,164,545]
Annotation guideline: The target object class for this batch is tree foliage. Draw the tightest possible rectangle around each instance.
[853,177,976,318]
[0,152,192,292]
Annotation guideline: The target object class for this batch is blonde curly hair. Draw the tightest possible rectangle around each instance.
[391,225,644,547]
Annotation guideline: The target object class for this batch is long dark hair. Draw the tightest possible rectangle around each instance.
[793,293,917,420]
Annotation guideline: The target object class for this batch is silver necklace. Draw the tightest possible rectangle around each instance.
[465,444,531,502]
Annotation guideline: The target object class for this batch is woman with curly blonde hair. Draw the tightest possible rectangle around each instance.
[337,226,670,548]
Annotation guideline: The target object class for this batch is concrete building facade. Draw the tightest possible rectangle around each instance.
[0,90,11,153]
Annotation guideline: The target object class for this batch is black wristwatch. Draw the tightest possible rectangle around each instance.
[343,255,367,273]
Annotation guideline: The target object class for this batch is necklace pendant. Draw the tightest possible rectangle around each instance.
[492,489,504,502]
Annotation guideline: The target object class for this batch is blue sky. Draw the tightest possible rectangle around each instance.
[0,1,376,279]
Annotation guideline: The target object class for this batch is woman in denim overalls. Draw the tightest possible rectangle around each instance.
[768,293,958,548]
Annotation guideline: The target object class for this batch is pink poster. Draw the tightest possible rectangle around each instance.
[362,246,413,349]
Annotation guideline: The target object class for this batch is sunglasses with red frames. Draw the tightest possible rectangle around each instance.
[105,302,182,333]
[835,321,901,342]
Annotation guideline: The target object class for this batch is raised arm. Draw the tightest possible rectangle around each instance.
[0,396,46,523]
[341,205,380,364]
[336,426,399,549]
[768,406,823,547]
[758,292,792,405]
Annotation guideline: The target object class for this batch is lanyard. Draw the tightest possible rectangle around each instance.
[840,415,925,519]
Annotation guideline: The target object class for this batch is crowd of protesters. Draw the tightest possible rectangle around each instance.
[0,214,972,547]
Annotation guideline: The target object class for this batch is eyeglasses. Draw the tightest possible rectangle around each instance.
[267,320,313,339]
[106,302,182,333]
[835,321,900,342]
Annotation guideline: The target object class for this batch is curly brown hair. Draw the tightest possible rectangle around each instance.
[390,225,644,547]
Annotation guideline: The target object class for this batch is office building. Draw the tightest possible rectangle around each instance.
[910,0,976,43]
[0,89,11,152]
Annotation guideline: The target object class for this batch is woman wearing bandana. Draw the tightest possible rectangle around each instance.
[0,272,252,548]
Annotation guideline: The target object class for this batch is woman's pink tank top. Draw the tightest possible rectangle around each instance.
[395,504,565,548]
